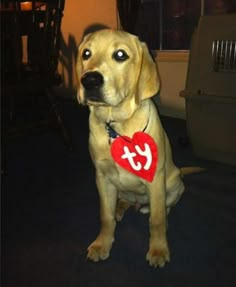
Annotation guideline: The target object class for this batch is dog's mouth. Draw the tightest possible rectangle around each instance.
[83,90,108,106]
[86,99,109,107]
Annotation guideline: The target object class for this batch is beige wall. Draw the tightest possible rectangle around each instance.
[58,1,188,119]
[155,52,189,119]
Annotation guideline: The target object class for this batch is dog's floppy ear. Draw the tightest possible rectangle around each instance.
[76,47,82,81]
[137,41,160,100]
[76,35,90,104]
[76,34,91,91]
[76,34,90,79]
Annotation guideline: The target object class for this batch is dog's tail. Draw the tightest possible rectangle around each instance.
[180,167,206,178]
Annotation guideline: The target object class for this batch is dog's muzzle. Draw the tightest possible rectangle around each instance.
[81,71,105,104]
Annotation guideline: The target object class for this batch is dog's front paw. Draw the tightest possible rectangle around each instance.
[87,239,112,262]
[146,245,170,268]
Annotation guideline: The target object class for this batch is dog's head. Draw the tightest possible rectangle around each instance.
[76,29,159,107]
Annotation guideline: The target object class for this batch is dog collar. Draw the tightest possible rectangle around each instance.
[105,116,150,144]
[105,101,151,144]
[105,121,119,139]
[105,121,120,144]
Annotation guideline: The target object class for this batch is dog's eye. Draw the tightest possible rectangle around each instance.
[113,49,129,62]
[82,49,92,60]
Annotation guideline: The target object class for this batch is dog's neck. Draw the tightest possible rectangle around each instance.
[105,109,150,142]
[90,96,148,124]
[90,98,151,140]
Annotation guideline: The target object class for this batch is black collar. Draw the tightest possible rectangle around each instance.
[105,121,119,140]
[105,101,151,144]
[105,114,150,144]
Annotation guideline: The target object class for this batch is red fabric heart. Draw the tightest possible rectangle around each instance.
[111,132,158,182]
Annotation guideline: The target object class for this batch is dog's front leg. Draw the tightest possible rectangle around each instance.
[87,170,117,262]
[146,171,170,268]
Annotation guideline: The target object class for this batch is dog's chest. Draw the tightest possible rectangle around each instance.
[101,158,149,204]
[89,122,150,205]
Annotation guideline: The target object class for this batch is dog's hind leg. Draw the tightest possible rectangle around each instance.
[115,198,131,222]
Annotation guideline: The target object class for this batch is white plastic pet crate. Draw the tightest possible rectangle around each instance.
[182,14,236,165]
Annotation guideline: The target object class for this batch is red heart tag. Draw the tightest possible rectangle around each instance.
[111,132,158,182]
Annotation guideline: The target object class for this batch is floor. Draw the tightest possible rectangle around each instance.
[2,99,236,287]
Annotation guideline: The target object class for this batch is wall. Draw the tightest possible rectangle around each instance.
[58,0,118,96]
[155,52,189,119]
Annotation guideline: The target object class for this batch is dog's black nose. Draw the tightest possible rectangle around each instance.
[81,72,104,90]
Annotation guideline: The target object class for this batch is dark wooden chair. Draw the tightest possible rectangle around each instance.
[1,0,71,171]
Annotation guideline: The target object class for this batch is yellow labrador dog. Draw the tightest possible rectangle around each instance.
[76,29,185,268]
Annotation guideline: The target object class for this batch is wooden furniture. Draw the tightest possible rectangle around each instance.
[1,0,71,171]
